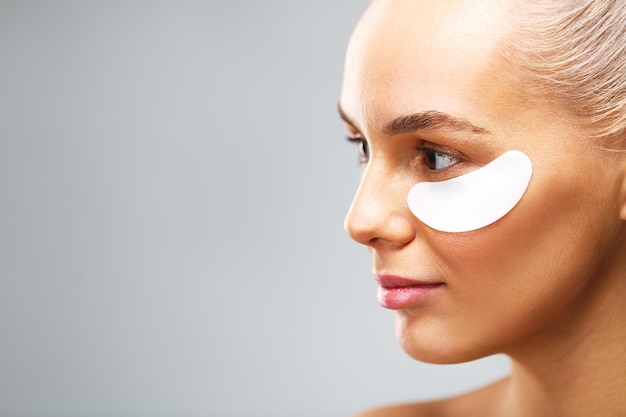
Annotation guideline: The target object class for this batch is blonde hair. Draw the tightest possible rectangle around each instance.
[503,0,626,147]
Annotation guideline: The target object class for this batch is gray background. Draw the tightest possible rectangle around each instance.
[0,1,510,416]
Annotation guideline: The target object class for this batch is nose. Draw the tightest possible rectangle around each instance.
[344,162,416,248]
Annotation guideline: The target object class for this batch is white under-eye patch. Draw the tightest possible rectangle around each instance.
[407,150,533,233]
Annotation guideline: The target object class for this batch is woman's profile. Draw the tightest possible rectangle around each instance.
[338,1,626,416]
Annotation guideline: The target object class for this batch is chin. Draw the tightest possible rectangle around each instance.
[398,340,486,365]
[395,316,494,365]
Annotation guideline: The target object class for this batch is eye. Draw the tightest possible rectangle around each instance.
[347,136,370,164]
[419,146,460,171]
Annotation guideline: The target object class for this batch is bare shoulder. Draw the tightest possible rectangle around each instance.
[350,400,445,417]
[350,377,510,417]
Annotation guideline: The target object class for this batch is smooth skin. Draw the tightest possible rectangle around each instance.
[339,1,626,416]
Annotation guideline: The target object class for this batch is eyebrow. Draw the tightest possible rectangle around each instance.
[383,110,490,136]
[338,103,490,136]
[337,103,359,130]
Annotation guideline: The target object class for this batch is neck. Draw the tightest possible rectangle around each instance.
[500,243,626,417]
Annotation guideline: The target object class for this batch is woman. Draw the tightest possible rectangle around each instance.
[338,1,626,416]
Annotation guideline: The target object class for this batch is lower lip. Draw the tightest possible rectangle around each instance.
[377,283,444,310]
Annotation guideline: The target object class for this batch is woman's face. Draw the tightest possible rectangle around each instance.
[340,0,626,363]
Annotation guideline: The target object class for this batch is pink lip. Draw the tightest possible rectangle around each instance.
[376,276,444,310]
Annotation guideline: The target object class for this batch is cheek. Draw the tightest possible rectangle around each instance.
[424,167,614,335]
[415,224,564,359]
[429,227,529,289]
[426,154,610,284]
[429,199,577,295]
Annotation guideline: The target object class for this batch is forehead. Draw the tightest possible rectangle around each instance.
[340,0,513,131]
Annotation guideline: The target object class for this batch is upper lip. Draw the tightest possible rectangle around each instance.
[376,275,444,288]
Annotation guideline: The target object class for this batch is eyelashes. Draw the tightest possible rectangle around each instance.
[346,136,369,164]
[416,145,461,171]
[346,136,461,172]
